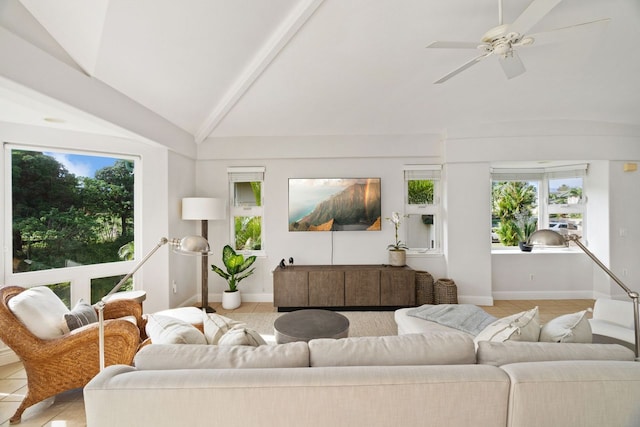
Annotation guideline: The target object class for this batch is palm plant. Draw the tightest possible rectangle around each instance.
[211,245,257,292]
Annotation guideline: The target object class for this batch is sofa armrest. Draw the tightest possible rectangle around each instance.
[592,299,635,329]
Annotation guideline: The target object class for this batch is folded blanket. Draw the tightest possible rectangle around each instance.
[407,304,497,336]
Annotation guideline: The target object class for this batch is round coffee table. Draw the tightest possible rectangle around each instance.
[274,309,350,344]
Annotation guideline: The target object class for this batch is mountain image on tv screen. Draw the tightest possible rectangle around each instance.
[288,178,381,231]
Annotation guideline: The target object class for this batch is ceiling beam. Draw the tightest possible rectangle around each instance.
[194,0,325,143]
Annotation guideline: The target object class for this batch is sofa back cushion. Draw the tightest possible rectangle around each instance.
[145,314,207,345]
[134,342,310,369]
[7,286,70,339]
[309,332,476,367]
[476,341,635,366]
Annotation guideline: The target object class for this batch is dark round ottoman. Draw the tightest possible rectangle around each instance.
[274,309,350,344]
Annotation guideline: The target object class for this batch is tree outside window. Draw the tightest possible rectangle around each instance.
[492,181,538,246]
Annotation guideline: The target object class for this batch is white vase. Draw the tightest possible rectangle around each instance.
[388,249,406,266]
[222,290,241,309]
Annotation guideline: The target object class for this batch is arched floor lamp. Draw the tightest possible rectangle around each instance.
[97,235,210,370]
[528,229,640,357]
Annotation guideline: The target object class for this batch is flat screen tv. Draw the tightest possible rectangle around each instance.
[288,178,381,232]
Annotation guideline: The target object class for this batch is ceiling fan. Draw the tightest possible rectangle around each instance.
[426,0,610,84]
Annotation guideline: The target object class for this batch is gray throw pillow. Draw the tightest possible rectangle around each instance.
[64,299,98,331]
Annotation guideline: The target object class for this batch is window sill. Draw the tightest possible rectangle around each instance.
[491,247,583,255]
[407,251,443,258]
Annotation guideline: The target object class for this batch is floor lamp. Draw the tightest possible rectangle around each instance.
[528,229,640,358]
[97,235,210,370]
[182,197,227,313]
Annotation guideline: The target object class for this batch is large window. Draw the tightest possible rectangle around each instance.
[491,164,587,248]
[7,145,137,302]
[404,165,441,253]
[228,167,265,255]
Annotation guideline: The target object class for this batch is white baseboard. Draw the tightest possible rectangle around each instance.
[492,290,596,300]
[458,296,494,306]
[178,293,274,308]
[0,348,19,366]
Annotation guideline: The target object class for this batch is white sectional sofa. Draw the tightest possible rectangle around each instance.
[84,329,640,427]
[589,298,637,350]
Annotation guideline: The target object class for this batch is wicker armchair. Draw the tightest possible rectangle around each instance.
[0,286,144,424]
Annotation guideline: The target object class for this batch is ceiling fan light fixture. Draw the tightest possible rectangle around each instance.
[493,42,511,56]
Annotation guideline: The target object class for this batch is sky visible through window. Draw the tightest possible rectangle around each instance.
[44,152,118,178]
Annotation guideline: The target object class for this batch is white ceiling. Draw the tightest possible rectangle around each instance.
[1,0,639,150]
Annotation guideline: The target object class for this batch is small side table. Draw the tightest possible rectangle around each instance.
[274,309,349,344]
[103,290,146,310]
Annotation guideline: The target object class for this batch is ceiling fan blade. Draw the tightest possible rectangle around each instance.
[526,18,611,46]
[499,51,526,80]
[434,52,492,84]
[508,0,563,36]
[426,41,479,49]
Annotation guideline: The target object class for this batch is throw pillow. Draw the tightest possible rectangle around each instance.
[539,310,592,343]
[145,314,207,345]
[201,311,244,345]
[217,325,266,346]
[7,286,71,339]
[64,299,98,331]
[474,307,540,346]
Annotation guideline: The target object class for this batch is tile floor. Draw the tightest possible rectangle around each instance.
[0,299,595,426]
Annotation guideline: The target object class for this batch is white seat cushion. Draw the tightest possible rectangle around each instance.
[7,286,70,339]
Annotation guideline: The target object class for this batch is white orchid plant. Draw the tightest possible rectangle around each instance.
[386,212,408,251]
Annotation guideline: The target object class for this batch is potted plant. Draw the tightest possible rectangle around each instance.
[515,213,537,252]
[211,245,257,309]
[386,212,408,266]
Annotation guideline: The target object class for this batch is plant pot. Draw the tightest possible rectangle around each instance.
[518,241,533,252]
[388,249,406,266]
[222,290,241,309]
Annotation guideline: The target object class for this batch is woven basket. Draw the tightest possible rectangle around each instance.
[434,278,458,304]
[415,271,434,305]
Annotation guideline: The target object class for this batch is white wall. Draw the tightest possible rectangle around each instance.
[608,160,640,300]
[198,134,447,302]
[444,162,493,305]
[195,132,640,304]
[167,150,199,308]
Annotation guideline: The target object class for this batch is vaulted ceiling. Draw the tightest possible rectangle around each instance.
[1,0,639,154]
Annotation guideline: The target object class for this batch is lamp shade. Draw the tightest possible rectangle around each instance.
[173,235,211,255]
[527,229,568,247]
[182,197,226,220]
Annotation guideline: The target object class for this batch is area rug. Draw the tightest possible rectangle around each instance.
[224,311,397,338]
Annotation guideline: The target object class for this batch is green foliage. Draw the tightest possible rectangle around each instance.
[549,185,582,204]
[250,182,262,206]
[235,216,262,250]
[408,180,434,204]
[211,245,257,292]
[47,282,71,309]
[492,181,537,246]
[12,150,79,219]
[90,274,130,305]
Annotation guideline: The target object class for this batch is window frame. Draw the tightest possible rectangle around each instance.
[491,164,587,251]
[3,143,140,304]
[228,166,265,257]
[403,165,442,255]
